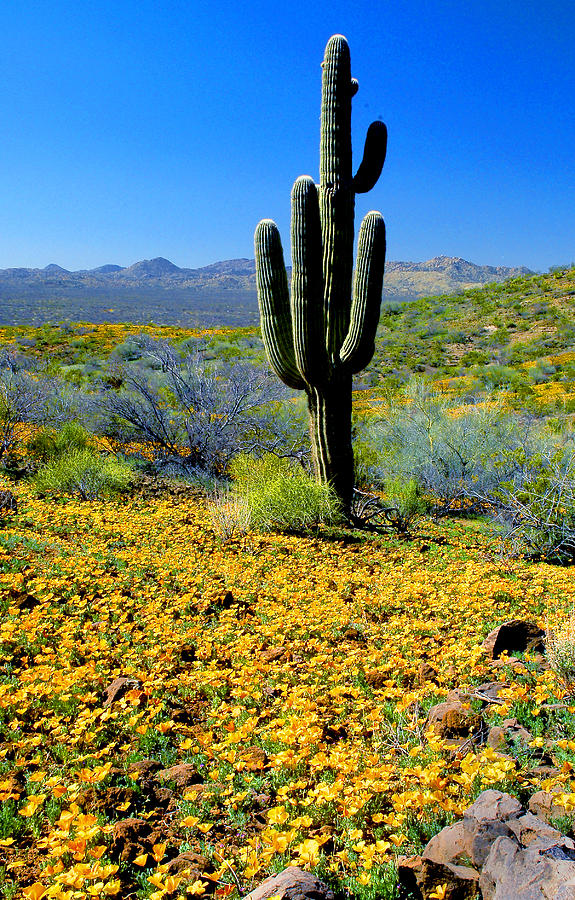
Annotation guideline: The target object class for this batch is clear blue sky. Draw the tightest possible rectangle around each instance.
[0,0,573,272]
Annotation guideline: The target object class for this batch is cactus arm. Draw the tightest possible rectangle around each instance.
[290,176,329,385]
[340,211,386,373]
[353,121,388,194]
[320,34,353,188]
[320,34,355,362]
[254,219,305,390]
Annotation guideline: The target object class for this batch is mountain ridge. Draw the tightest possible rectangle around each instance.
[0,255,535,327]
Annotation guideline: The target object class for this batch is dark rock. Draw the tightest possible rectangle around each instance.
[483,620,545,660]
[480,834,575,899]
[9,591,39,611]
[462,790,523,867]
[243,866,335,900]
[180,644,197,663]
[321,723,348,744]
[158,763,203,789]
[111,817,155,863]
[397,854,480,899]
[0,489,17,514]
[426,696,486,741]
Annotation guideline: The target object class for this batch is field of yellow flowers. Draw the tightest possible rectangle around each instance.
[2,479,575,899]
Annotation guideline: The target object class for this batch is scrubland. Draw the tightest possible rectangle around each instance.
[1,266,575,899]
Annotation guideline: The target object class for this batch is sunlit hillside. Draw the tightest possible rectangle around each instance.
[1,267,575,899]
[2,483,575,899]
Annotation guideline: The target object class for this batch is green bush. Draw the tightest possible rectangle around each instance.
[34,449,134,500]
[27,422,97,463]
[382,476,428,532]
[229,454,341,533]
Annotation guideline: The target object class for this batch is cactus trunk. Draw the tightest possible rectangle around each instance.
[254,34,387,514]
[307,375,354,510]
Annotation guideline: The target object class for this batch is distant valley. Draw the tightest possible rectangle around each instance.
[0,256,533,327]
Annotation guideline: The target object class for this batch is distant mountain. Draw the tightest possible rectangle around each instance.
[0,255,534,327]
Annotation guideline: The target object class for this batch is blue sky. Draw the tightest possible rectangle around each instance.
[0,0,573,271]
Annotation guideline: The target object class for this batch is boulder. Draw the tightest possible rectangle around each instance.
[462,790,523,867]
[242,866,335,900]
[482,620,545,660]
[423,820,470,865]
[103,676,143,707]
[397,854,480,899]
[111,817,156,863]
[426,695,486,742]
[158,763,203,789]
[480,834,575,899]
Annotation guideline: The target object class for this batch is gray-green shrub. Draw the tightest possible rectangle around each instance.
[34,450,134,500]
[228,453,341,533]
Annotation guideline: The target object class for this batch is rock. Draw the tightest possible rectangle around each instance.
[529,790,574,824]
[423,820,470,865]
[397,854,480,899]
[487,718,534,752]
[462,790,523,867]
[103,676,143,707]
[409,790,575,899]
[426,696,486,741]
[238,746,268,771]
[111,817,155,863]
[480,834,575,899]
[472,682,509,704]
[320,723,348,744]
[166,851,215,890]
[180,644,197,663]
[243,866,335,900]
[127,758,162,783]
[165,851,211,874]
[260,646,287,663]
[77,785,135,814]
[483,620,545,660]
[396,855,422,897]
[9,591,39,611]
[418,661,438,683]
[507,812,567,851]
[342,626,366,642]
[158,763,203,789]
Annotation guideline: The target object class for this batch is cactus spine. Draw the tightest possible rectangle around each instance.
[255,34,387,511]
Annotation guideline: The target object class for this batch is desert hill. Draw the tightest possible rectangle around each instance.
[0,255,532,327]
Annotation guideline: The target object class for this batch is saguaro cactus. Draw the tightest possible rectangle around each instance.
[254,34,387,512]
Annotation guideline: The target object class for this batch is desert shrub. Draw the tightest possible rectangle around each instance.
[365,379,540,515]
[207,486,252,541]
[27,422,97,463]
[546,614,575,693]
[229,453,341,533]
[494,445,575,564]
[34,450,134,500]
[99,336,307,475]
[381,476,429,532]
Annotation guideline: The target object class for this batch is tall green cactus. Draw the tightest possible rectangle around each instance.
[254,34,387,511]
